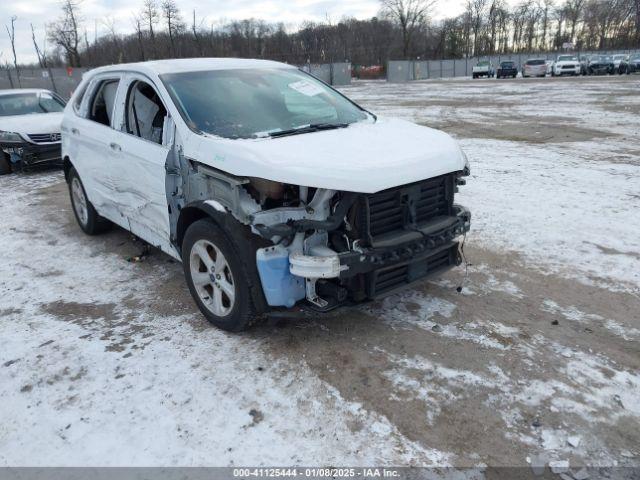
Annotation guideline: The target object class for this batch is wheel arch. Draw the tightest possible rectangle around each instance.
[176,201,270,315]
[176,204,212,251]
[63,156,73,183]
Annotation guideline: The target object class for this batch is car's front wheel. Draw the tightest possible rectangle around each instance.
[68,167,110,235]
[182,218,258,332]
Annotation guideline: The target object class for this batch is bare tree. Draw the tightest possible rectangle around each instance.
[102,17,124,62]
[192,10,205,56]
[31,23,46,68]
[47,0,82,67]
[27,0,638,69]
[161,0,184,57]
[5,15,20,86]
[30,23,59,93]
[141,0,159,58]
[133,15,146,61]
[635,0,640,44]
[538,0,554,49]
[564,0,585,42]
[381,0,438,58]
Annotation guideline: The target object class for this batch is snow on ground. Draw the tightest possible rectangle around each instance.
[457,138,640,291]
[0,172,445,466]
[2,77,640,470]
[344,77,640,292]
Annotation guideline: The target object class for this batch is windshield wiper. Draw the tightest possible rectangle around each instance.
[266,123,349,138]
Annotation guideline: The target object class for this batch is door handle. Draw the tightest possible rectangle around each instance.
[71,128,79,135]
[109,142,121,152]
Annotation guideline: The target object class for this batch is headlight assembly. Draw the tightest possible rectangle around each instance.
[0,131,24,143]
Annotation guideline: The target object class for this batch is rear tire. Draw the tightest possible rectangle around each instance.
[68,167,111,235]
[0,154,11,175]
[182,218,260,332]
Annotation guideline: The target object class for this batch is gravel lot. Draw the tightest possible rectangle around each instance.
[1,75,639,474]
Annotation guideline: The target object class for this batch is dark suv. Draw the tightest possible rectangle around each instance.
[497,61,518,78]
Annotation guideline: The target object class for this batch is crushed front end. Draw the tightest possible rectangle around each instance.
[249,169,471,311]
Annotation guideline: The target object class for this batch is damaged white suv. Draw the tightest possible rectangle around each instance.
[62,59,471,331]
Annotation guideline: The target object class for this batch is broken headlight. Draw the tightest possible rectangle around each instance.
[0,131,23,143]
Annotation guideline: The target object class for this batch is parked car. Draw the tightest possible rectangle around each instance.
[496,61,518,78]
[587,55,614,75]
[579,55,593,75]
[612,54,627,73]
[472,60,495,78]
[621,53,640,74]
[551,54,581,76]
[61,59,471,331]
[522,59,547,77]
[545,60,554,76]
[0,89,65,175]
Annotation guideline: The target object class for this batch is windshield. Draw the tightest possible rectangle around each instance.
[477,61,490,66]
[631,55,640,61]
[525,59,546,66]
[500,62,514,67]
[0,92,65,117]
[558,55,577,61]
[161,68,369,139]
[600,56,612,62]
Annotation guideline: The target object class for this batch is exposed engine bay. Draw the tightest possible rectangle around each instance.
[173,159,471,312]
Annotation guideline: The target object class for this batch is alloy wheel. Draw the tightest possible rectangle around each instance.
[189,239,236,317]
[71,177,89,226]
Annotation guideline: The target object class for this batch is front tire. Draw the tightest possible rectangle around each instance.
[0,154,11,175]
[68,167,110,235]
[182,218,259,332]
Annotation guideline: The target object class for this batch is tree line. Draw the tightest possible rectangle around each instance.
[4,0,640,71]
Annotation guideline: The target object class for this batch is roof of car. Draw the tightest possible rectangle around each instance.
[87,58,296,77]
[0,88,53,97]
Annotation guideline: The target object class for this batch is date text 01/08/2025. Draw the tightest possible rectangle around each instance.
[232,468,401,478]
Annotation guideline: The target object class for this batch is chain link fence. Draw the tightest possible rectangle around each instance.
[387,49,640,82]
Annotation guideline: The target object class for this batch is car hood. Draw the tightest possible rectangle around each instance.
[0,112,63,136]
[189,118,467,194]
[556,61,579,66]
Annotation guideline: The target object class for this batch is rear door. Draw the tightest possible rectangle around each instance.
[66,74,125,224]
[107,73,173,252]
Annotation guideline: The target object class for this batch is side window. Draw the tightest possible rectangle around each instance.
[72,81,89,114]
[125,81,167,145]
[88,79,120,127]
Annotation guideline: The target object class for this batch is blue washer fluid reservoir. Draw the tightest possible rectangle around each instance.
[256,245,305,307]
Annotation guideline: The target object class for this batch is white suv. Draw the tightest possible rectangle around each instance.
[61,58,471,331]
[552,54,581,76]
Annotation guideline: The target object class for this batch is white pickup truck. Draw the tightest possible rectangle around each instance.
[472,61,495,79]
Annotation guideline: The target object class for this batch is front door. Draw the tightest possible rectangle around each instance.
[108,74,173,253]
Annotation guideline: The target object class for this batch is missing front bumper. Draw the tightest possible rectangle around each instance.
[337,206,470,299]
[1,142,62,171]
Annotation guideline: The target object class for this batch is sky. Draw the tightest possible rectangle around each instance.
[0,0,469,65]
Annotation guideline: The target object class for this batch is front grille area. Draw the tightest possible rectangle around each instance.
[28,133,61,144]
[359,173,454,241]
[367,243,458,297]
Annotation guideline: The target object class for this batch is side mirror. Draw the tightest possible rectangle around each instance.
[162,115,175,147]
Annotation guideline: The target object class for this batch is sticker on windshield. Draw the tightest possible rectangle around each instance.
[288,80,323,97]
